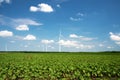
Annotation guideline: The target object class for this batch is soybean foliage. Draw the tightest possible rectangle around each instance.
[0,52,120,80]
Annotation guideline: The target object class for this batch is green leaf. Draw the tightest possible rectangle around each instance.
[12,75,16,79]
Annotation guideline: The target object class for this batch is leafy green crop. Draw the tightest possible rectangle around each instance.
[0,52,120,80]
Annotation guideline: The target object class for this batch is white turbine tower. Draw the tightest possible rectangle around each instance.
[5,44,8,51]
[42,45,45,51]
[45,44,47,52]
[59,30,62,52]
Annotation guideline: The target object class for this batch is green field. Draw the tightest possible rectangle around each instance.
[0,52,120,80]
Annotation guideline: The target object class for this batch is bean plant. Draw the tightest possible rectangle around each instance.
[0,52,120,80]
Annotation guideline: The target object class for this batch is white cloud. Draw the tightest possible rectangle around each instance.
[0,0,11,5]
[5,0,10,3]
[48,45,54,49]
[99,44,104,47]
[107,46,113,49]
[69,34,95,41]
[59,40,78,47]
[70,12,86,22]
[30,6,38,12]
[30,3,54,13]
[77,13,84,16]
[41,39,54,44]
[0,30,13,37]
[0,0,4,4]
[10,40,15,43]
[57,4,61,8]
[23,34,36,40]
[16,25,29,31]
[38,3,54,12]
[79,36,95,41]
[69,34,79,38]
[70,17,82,21]
[115,42,120,45]
[58,40,94,49]
[109,32,120,45]
[77,44,94,49]
[24,45,28,48]
[109,32,120,41]
[13,18,42,26]
[0,15,42,28]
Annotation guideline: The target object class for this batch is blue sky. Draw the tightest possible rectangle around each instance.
[0,0,120,51]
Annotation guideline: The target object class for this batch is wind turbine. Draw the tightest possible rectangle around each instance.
[42,45,45,51]
[5,44,8,51]
[45,44,47,52]
[59,29,62,52]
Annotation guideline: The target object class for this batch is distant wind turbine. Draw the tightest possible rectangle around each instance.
[5,44,8,51]
[45,44,47,52]
[42,45,45,51]
[59,29,62,52]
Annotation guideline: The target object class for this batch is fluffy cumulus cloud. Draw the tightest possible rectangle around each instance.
[0,30,13,37]
[30,6,38,12]
[16,25,29,31]
[23,34,36,40]
[109,32,120,45]
[109,32,120,41]
[30,3,54,13]
[41,39,54,44]
[59,40,78,47]
[0,0,10,5]
[69,34,79,38]
[58,40,94,49]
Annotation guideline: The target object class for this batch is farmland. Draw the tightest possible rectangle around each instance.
[0,52,120,80]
